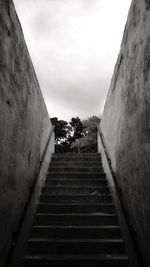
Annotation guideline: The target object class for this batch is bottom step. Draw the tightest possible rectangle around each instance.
[23,254,129,267]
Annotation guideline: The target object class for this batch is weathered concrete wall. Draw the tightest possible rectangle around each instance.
[0,1,53,265]
[100,0,150,266]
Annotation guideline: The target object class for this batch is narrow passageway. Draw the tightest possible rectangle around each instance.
[1,1,150,267]
[22,153,129,267]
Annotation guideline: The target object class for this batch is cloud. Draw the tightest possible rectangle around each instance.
[13,0,132,120]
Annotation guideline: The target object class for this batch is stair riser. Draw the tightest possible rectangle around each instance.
[51,155,101,161]
[34,215,118,226]
[37,204,115,214]
[31,226,121,239]
[42,186,110,195]
[51,158,101,162]
[52,153,101,156]
[27,241,125,254]
[45,179,108,186]
[48,167,103,173]
[40,194,112,204]
[23,258,129,267]
[49,162,102,167]
[47,173,106,179]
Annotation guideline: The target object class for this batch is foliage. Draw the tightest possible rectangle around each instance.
[51,117,69,143]
[51,117,84,153]
[69,117,84,141]
[51,115,101,153]
[70,116,101,152]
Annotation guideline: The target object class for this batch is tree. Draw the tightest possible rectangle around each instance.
[69,117,84,141]
[51,117,68,142]
[51,116,101,153]
[66,117,84,152]
[70,116,101,152]
[51,117,70,152]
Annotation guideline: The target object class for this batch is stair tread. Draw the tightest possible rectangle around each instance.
[40,194,113,204]
[24,253,128,259]
[45,178,108,185]
[38,203,114,206]
[32,225,120,229]
[44,186,109,188]
[43,186,110,194]
[36,213,117,216]
[46,178,106,180]
[48,173,105,175]
[49,172,103,173]
[46,179,107,183]
[49,164,102,166]
[41,194,111,196]
[48,168,103,172]
[28,238,124,243]
[24,254,128,262]
[52,153,100,156]
[50,161,102,164]
[47,173,106,179]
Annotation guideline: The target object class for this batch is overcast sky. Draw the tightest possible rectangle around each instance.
[13,0,132,121]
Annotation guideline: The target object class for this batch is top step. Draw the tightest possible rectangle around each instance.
[53,153,100,156]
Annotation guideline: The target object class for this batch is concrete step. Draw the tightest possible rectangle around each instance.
[27,238,125,254]
[47,172,106,179]
[51,157,101,162]
[40,194,112,204]
[22,153,130,266]
[45,178,108,186]
[49,162,102,168]
[52,153,101,157]
[31,225,121,239]
[34,214,118,226]
[23,254,129,267]
[42,186,110,195]
[51,154,101,162]
[48,167,103,173]
[37,203,115,214]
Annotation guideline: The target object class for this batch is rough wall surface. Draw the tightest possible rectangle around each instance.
[0,1,52,265]
[101,0,150,265]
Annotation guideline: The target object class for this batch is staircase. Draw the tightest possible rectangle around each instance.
[22,153,129,267]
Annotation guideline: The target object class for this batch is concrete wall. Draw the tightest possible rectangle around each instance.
[0,1,53,265]
[100,0,150,266]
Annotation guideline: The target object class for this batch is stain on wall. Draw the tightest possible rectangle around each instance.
[101,0,150,266]
[145,0,150,10]
[0,1,52,265]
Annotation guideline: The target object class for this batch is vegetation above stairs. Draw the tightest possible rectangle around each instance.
[51,116,100,153]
